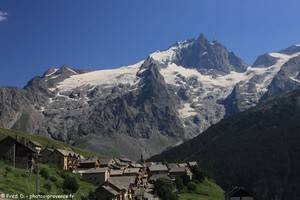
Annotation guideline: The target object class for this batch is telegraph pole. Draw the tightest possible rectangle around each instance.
[13,140,16,168]
[35,154,39,195]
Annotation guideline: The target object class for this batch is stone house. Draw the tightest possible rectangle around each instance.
[43,148,81,170]
[99,158,115,168]
[0,136,38,169]
[94,176,136,200]
[78,157,101,169]
[169,166,193,180]
[225,187,254,200]
[147,164,169,176]
[81,167,110,185]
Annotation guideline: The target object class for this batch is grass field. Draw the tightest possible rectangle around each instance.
[0,160,96,200]
[178,179,224,200]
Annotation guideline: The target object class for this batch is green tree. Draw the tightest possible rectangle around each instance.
[62,174,79,193]
[187,181,197,191]
[154,178,178,200]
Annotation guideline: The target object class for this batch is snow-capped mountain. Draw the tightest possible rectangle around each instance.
[1,34,300,159]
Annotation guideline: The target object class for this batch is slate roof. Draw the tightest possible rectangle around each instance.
[81,167,108,174]
[110,169,124,176]
[148,174,173,182]
[79,157,99,164]
[100,158,114,166]
[169,167,186,173]
[108,176,136,191]
[56,149,79,157]
[101,185,119,196]
[226,187,253,197]
[148,164,168,172]
[123,168,140,174]
[167,163,179,169]
[187,161,198,167]
[130,163,144,168]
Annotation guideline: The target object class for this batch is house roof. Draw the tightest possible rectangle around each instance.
[129,163,144,168]
[123,168,140,174]
[0,136,37,153]
[100,158,114,165]
[55,149,79,157]
[149,174,173,182]
[29,140,42,147]
[167,163,179,169]
[108,176,136,191]
[148,164,168,172]
[79,157,99,164]
[188,161,198,167]
[101,185,119,196]
[81,167,108,174]
[226,187,253,197]
[110,169,124,176]
[119,157,132,163]
[169,167,186,173]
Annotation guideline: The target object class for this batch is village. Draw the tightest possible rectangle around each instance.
[0,135,254,200]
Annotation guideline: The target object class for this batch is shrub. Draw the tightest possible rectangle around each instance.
[175,176,184,191]
[62,174,79,193]
[50,176,58,182]
[43,182,52,191]
[154,178,178,200]
[5,166,12,172]
[40,168,50,179]
[187,182,197,191]
[191,166,205,182]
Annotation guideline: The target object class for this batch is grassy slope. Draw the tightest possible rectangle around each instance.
[0,160,96,200]
[0,128,97,157]
[179,179,224,200]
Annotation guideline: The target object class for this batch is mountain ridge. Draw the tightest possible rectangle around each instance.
[1,34,300,160]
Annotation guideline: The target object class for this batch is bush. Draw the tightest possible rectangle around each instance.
[5,166,12,172]
[154,178,178,200]
[49,176,58,182]
[187,182,197,191]
[62,174,79,193]
[40,168,50,179]
[175,177,184,191]
[43,182,52,191]
[191,166,205,182]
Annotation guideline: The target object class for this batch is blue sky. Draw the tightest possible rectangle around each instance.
[1,0,300,87]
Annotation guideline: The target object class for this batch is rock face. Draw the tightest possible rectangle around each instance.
[1,35,300,159]
[173,34,248,74]
[150,88,300,200]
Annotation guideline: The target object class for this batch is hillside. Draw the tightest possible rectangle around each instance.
[150,88,300,200]
[178,179,224,200]
[0,160,96,200]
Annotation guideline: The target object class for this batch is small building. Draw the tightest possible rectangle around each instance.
[225,187,254,200]
[94,176,136,200]
[40,148,54,163]
[169,167,193,180]
[147,164,168,176]
[129,163,144,169]
[94,184,119,200]
[123,168,141,176]
[0,136,38,169]
[187,161,198,168]
[148,174,174,184]
[45,148,81,170]
[99,158,115,168]
[110,169,124,177]
[78,157,101,169]
[81,167,110,185]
